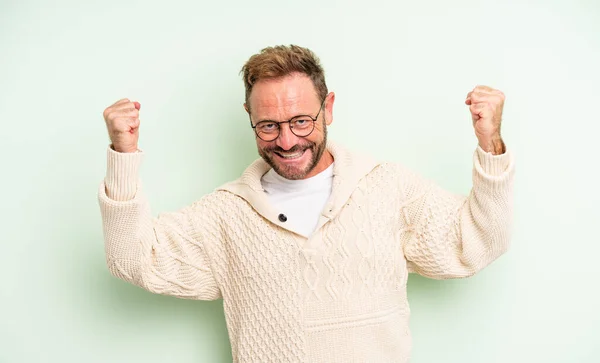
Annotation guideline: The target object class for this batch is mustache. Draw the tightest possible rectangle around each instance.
[264,143,314,154]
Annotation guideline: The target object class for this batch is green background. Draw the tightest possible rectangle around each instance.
[1,0,599,362]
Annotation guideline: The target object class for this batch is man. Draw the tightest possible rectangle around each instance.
[99,45,514,362]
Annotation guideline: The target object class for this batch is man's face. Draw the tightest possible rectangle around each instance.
[246,72,334,180]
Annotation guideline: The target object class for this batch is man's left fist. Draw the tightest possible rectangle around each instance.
[465,85,506,155]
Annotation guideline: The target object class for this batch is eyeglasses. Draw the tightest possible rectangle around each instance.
[249,99,326,142]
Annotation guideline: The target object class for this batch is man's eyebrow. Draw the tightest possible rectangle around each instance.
[255,117,277,123]
[255,113,313,123]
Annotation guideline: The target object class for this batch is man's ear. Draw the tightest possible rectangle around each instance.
[243,103,250,114]
[325,92,335,126]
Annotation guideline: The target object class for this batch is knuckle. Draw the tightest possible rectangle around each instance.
[106,111,117,122]
[103,107,113,119]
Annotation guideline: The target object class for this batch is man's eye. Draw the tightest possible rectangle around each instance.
[293,119,310,126]
[259,122,277,131]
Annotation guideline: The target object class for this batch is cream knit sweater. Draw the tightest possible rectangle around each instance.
[98,141,515,363]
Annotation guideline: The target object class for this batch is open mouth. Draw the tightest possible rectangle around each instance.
[273,148,310,163]
[274,150,305,159]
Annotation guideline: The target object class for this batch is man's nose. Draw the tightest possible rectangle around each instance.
[276,123,300,150]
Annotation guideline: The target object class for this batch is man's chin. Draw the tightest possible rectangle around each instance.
[271,162,311,180]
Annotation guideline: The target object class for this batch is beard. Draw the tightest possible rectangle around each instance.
[258,122,328,180]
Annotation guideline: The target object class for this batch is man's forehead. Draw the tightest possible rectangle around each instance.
[250,78,320,118]
[252,75,315,99]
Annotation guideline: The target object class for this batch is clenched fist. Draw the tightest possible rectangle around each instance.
[465,85,506,155]
[103,98,142,153]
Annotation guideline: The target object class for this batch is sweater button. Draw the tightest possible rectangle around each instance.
[278,213,287,222]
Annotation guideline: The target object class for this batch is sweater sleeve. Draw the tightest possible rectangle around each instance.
[97,146,222,300]
[401,145,515,279]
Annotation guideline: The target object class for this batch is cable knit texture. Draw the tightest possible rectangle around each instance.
[97,141,515,363]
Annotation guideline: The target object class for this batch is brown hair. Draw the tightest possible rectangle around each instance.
[241,45,328,110]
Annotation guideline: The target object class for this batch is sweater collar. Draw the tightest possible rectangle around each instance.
[216,141,381,237]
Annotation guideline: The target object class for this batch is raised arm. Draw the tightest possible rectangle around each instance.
[402,85,514,279]
[97,98,221,300]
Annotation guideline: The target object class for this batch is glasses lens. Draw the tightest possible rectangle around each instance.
[290,117,315,137]
[255,121,279,141]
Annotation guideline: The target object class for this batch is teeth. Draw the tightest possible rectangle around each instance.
[278,151,304,159]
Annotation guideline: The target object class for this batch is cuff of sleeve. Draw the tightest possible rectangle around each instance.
[475,144,512,177]
[104,145,143,201]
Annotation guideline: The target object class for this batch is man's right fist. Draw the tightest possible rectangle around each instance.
[103,98,142,153]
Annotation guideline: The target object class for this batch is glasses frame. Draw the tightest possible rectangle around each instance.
[249,98,326,142]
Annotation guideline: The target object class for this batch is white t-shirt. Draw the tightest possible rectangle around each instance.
[261,163,334,237]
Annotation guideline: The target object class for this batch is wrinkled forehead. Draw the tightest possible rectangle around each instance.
[248,73,321,120]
